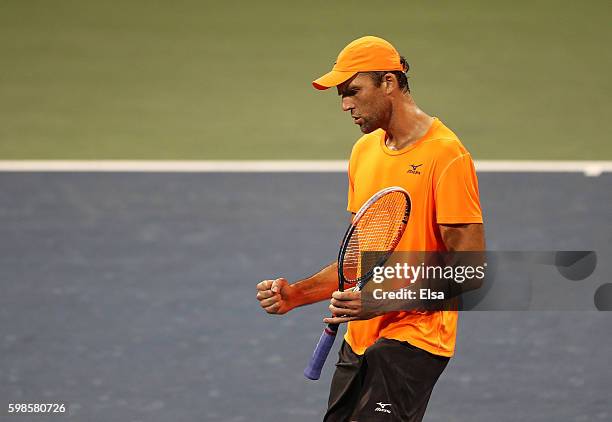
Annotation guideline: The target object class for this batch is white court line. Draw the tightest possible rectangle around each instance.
[0,160,347,173]
[0,160,611,176]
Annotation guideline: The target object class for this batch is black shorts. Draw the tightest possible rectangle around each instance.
[324,338,449,422]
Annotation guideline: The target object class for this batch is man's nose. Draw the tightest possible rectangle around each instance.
[341,97,354,112]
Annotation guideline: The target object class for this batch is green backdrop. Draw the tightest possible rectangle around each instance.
[1,0,610,159]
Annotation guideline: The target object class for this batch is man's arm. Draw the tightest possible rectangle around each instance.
[437,222,487,294]
[256,262,338,315]
[325,223,486,323]
[438,223,485,251]
[257,213,355,315]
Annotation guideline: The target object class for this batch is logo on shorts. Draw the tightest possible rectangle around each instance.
[375,402,392,414]
[407,164,423,175]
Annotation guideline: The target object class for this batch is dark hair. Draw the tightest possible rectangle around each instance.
[366,56,410,93]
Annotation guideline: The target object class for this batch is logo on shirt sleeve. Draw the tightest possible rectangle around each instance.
[407,164,423,175]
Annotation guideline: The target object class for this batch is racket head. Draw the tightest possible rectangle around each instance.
[338,187,411,290]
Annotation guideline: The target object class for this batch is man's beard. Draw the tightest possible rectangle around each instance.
[359,117,380,134]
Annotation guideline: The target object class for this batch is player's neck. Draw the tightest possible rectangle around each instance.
[384,103,433,151]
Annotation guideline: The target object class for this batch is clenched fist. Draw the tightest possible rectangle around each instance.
[256,278,296,315]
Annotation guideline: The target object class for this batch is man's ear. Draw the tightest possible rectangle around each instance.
[383,73,396,94]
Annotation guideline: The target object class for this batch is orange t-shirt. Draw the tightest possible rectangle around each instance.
[345,117,483,357]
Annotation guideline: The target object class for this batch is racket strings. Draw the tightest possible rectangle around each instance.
[342,191,408,283]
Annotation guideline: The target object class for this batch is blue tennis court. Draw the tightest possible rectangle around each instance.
[0,172,610,421]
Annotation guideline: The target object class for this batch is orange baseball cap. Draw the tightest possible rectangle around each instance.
[312,36,404,90]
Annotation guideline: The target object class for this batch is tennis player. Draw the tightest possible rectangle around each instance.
[256,36,485,421]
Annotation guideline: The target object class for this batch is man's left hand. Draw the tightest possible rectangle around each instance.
[323,290,382,324]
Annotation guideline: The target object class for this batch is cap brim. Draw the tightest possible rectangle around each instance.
[312,70,357,90]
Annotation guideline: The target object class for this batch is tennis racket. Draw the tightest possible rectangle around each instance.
[303,186,411,380]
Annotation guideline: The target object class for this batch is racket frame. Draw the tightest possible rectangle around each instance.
[338,186,411,290]
[304,186,411,380]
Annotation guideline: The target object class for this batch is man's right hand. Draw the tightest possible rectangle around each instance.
[256,278,295,315]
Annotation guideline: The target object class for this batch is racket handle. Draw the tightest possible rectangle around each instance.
[304,324,338,380]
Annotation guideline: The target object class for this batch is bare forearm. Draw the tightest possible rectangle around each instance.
[256,261,339,315]
[290,262,339,308]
